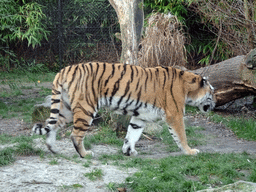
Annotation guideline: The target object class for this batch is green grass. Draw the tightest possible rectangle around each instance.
[185,105,256,142]
[155,125,205,153]
[60,183,84,190]
[0,89,52,122]
[0,71,55,85]
[49,159,59,165]
[0,134,45,166]
[123,152,256,191]
[209,114,256,141]
[83,125,123,149]
[84,168,104,181]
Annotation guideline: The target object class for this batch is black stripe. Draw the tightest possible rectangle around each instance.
[144,70,148,92]
[95,63,99,77]
[135,79,140,91]
[59,113,66,118]
[133,102,142,116]
[111,64,115,76]
[135,66,139,76]
[153,98,157,108]
[89,62,93,73]
[110,64,126,105]
[130,65,134,82]
[68,65,78,89]
[130,123,142,129]
[98,63,106,88]
[104,64,115,87]
[125,92,131,103]
[135,87,142,106]
[73,126,86,131]
[51,99,60,104]
[45,127,50,133]
[155,68,159,79]
[49,120,57,124]
[63,101,71,111]
[162,66,169,73]
[52,88,61,95]
[74,118,90,127]
[66,66,72,76]
[149,69,153,81]
[123,99,134,112]
[75,102,94,118]
[170,68,179,112]
[117,80,130,107]
[163,70,166,89]
[50,109,59,114]
[39,127,42,135]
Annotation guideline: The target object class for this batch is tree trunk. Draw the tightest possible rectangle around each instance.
[190,50,256,107]
[108,0,144,65]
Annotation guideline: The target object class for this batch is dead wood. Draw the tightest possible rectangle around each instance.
[190,50,256,107]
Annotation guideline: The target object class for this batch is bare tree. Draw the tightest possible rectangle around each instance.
[108,0,144,65]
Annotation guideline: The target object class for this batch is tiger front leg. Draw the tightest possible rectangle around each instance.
[71,111,94,158]
[122,117,145,156]
[166,114,199,155]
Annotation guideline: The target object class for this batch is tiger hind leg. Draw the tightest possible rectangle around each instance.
[71,108,95,157]
[122,117,145,156]
[32,101,72,154]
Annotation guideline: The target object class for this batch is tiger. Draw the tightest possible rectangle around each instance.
[32,62,215,157]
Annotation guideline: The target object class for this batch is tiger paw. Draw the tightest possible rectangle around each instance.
[81,151,94,158]
[187,148,200,155]
[46,144,58,154]
[122,145,138,156]
[130,150,138,156]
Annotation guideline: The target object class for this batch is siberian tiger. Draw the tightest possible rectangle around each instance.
[32,62,215,157]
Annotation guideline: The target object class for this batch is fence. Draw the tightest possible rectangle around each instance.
[19,0,121,70]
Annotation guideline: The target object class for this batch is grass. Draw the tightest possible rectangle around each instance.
[0,98,46,122]
[0,71,52,122]
[0,133,45,166]
[154,124,205,153]
[0,71,55,85]
[0,143,44,166]
[49,159,59,165]
[186,105,256,141]
[60,183,83,190]
[123,152,256,191]
[209,114,256,141]
[84,168,104,181]
[83,125,124,150]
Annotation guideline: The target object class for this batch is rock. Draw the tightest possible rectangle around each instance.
[32,95,51,123]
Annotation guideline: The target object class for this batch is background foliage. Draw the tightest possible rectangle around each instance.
[144,0,256,67]
[0,0,255,71]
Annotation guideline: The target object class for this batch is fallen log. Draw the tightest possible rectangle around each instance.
[190,49,256,107]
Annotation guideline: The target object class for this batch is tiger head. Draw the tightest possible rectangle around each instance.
[183,73,216,113]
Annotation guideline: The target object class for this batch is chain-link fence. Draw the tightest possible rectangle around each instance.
[18,0,121,70]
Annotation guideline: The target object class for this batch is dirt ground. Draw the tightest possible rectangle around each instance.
[0,83,256,191]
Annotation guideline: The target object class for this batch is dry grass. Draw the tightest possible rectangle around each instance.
[138,12,187,68]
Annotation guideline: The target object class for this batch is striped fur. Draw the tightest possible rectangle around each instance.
[32,62,215,157]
